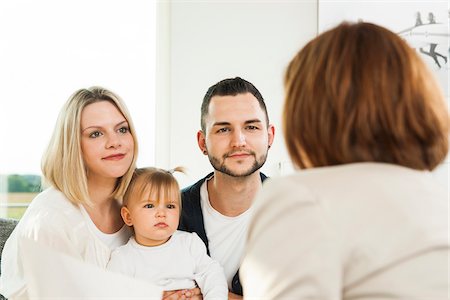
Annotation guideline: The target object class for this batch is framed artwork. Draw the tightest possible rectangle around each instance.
[318,0,449,185]
[318,1,449,99]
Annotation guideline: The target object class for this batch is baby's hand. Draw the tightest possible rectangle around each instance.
[162,288,202,300]
[162,289,182,299]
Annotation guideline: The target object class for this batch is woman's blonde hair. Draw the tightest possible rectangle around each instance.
[41,86,139,206]
[284,22,449,170]
[123,167,185,208]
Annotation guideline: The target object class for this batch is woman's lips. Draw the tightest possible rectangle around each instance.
[103,153,125,160]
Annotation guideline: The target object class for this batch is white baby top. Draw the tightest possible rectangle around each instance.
[107,230,227,299]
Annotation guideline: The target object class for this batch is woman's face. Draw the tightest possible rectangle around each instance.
[80,101,134,183]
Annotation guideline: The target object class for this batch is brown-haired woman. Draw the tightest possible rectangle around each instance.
[241,22,449,299]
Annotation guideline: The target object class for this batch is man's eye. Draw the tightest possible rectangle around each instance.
[144,204,154,208]
[118,127,129,134]
[89,131,102,138]
[246,125,258,130]
[217,128,230,133]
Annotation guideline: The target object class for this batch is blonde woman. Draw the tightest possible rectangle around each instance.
[0,87,138,299]
[241,22,449,299]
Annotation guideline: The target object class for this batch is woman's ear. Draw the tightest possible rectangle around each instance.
[121,206,133,226]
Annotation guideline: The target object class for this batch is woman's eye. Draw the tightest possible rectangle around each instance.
[89,131,102,138]
[118,127,129,134]
[144,204,154,208]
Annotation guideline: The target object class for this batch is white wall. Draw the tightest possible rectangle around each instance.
[156,0,318,188]
[0,0,156,175]
[156,0,448,190]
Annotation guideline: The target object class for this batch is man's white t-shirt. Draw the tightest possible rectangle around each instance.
[200,176,254,289]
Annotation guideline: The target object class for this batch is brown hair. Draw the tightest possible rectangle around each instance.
[201,77,269,132]
[123,167,184,207]
[283,22,449,170]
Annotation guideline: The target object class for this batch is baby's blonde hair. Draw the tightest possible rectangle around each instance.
[123,167,185,208]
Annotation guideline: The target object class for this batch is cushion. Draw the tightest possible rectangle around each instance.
[0,217,18,300]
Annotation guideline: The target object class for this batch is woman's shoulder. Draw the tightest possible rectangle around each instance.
[28,187,78,212]
[19,187,83,230]
[255,163,422,214]
[263,162,430,192]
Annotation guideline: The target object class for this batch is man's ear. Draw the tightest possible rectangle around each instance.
[121,206,133,226]
[267,124,275,149]
[197,130,207,155]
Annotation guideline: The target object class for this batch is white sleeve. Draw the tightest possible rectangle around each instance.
[21,212,82,257]
[190,233,228,299]
[0,209,81,299]
[240,178,341,299]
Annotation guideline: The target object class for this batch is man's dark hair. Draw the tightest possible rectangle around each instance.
[200,77,269,132]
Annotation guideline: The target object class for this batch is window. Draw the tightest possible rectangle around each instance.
[0,0,156,218]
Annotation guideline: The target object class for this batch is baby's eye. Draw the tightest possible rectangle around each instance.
[167,204,176,209]
[143,204,154,208]
[118,126,129,134]
[89,131,102,138]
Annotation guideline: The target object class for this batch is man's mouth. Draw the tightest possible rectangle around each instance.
[226,151,254,159]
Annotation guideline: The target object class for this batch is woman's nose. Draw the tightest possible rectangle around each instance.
[106,133,121,149]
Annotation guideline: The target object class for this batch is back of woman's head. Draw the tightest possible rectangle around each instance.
[284,22,449,170]
[41,86,139,206]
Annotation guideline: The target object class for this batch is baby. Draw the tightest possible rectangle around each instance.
[107,167,227,299]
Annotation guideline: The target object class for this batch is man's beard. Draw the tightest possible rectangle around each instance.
[207,149,268,177]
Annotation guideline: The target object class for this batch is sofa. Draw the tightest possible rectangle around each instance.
[0,218,18,300]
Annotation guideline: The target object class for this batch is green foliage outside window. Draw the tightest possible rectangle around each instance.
[1,174,42,219]
[6,174,42,193]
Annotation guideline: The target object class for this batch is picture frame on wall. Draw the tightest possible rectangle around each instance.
[318,0,449,99]
[317,0,449,186]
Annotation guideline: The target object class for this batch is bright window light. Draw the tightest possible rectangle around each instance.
[0,0,156,217]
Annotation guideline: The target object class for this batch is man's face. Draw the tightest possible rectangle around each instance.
[198,93,274,177]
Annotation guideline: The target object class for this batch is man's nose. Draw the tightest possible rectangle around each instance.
[231,130,246,147]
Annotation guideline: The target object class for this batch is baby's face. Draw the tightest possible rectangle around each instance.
[125,191,180,247]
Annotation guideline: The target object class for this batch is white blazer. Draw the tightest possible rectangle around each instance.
[241,163,448,299]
